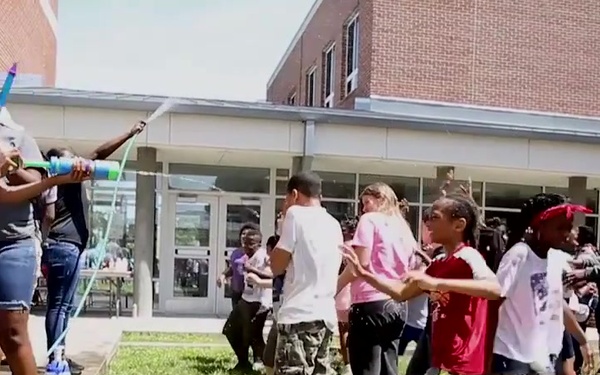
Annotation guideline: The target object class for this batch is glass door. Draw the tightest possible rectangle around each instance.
[215,196,273,316]
[164,193,218,314]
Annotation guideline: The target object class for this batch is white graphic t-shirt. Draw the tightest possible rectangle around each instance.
[494,242,564,370]
[241,247,273,307]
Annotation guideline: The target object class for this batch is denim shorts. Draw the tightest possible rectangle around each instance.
[0,239,37,310]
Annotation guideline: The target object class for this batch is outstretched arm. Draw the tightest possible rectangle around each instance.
[86,122,146,161]
[361,271,424,301]
[0,174,72,203]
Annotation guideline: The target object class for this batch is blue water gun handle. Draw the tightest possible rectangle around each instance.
[48,157,119,180]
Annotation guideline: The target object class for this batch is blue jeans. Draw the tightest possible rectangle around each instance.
[0,239,36,310]
[42,241,82,353]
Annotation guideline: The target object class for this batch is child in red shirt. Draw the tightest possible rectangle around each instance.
[344,193,501,375]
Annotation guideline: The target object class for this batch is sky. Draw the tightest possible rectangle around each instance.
[56,0,314,101]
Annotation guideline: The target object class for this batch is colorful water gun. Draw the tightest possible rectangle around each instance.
[23,157,121,180]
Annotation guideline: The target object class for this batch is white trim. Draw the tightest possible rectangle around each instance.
[287,92,297,105]
[323,44,335,108]
[305,66,317,107]
[345,70,358,95]
[345,14,359,95]
[266,0,325,89]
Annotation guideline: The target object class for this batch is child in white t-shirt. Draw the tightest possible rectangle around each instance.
[492,194,592,375]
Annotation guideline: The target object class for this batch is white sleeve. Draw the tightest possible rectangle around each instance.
[495,243,528,298]
[276,208,297,254]
[456,247,496,280]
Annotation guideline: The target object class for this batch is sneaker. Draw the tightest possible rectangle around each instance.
[67,358,85,375]
[252,361,265,372]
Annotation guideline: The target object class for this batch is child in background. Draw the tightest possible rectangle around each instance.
[344,192,502,375]
[262,235,282,375]
[336,217,358,375]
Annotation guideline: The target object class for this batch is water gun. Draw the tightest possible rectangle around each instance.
[45,346,71,375]
[23,157,121,181]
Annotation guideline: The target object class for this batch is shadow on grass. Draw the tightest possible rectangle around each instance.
[181,353,262,375]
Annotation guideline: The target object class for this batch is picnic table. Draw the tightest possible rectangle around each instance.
[79,269,133,318]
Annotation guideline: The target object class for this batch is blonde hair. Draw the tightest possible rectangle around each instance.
[360,182,400,215]
[360,182,420,265]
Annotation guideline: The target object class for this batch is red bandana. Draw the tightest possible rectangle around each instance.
[531,203,592,227]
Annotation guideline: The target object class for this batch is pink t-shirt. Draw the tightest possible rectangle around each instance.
[350,212,417,304]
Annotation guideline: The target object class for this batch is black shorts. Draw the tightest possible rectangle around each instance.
[559,330,575,361]
[348,299,405,375]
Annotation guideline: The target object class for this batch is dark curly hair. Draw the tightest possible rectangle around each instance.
[505,193,568,249]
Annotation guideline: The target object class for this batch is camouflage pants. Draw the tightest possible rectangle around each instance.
[274,320,334,375]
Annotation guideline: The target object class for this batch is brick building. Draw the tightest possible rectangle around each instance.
[0,0,58,86]
[267,0,600,116]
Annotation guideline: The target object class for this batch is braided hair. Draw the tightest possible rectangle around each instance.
[505,193,568,249]
[442,192,481,248]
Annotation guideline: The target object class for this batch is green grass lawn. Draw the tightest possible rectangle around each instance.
[108,347,245,375]
[121,331,341,347]
[109,344,407,375]
[121,331,229,344]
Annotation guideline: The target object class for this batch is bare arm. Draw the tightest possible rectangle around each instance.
[564,300,587,345]
[221,266,233,278]
[7,168,42,185]
[435,278,501,300]
[86,131,135,161]
[336,266,356,295]
[41,203,55,239]
[253,278,273,288]
[0,175,68,203]
[361,271,424,301]
[247,266,273,279]
[432,247,501,300]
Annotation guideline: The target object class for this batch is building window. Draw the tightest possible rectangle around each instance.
[287,92,296,106]
[345,14,359,96]
[323,44,335,108]
[305,67,316,106]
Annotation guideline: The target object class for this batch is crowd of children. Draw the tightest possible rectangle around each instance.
[218,170,600,375]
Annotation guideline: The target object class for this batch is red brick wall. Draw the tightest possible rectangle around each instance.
[267,0,370,109]
[0,0,58,86]
[269,0,600,117]
[370,0,600,116]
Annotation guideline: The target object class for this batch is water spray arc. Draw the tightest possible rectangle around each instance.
[46,98,176,356]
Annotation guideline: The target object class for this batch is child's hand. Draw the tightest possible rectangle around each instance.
[246,273,260,285]
[0,143,20,177]
[403,271,439,291]
[341,245,367,277]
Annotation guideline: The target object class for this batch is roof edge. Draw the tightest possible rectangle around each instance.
[9,88,600,145]
[369,94,600,121]
[265,0,324,90]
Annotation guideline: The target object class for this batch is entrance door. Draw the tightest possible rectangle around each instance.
[162,193,273,315]
[164,193,219,314]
